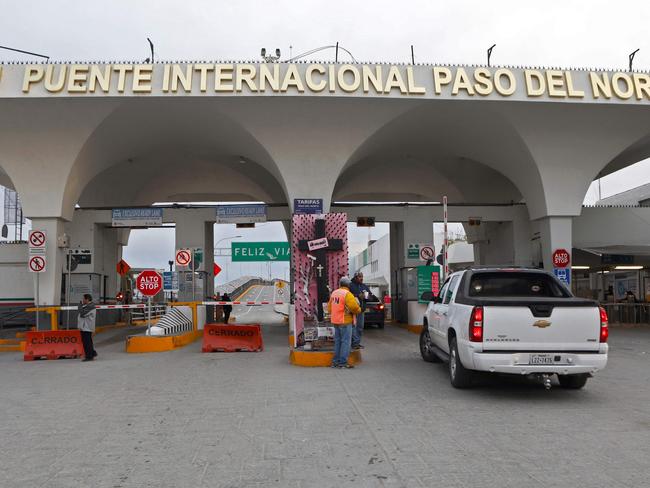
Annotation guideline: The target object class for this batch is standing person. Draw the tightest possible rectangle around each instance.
[350,272,371,350]
[77,294,97,362]
[328,276,362,368]
[222,292,232,324]
[214,292,224,322]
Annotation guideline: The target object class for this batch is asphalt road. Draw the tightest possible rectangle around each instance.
[0,316,648,487]
[231,284,286,325]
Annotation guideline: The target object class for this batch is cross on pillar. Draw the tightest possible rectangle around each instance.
[298,218,343,321]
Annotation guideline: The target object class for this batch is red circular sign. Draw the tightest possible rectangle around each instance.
[136,270,163,296]
[29,256,46,272]
[552,249,571,268]
[175,249,191,266]
[29,231,46,248]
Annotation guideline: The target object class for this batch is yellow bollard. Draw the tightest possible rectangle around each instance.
[49,308,59,331]
[191,302,198,331]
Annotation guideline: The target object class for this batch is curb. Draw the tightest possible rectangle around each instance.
[289,349,362,367]
[392,323,423,334]
[125,330,202,353]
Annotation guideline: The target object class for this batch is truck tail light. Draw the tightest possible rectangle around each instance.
[599,306,609,343]
[469,306,483,342]
[378,304,384,310]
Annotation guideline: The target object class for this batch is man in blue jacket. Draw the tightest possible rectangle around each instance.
[350,272,370,350]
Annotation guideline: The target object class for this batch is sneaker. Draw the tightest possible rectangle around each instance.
[330,363,339,368]
[342,363,355,369]
[352,345,360,350]
[357,345,365,349]
[82,358,94,362]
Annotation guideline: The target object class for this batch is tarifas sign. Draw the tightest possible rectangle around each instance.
[9,63,650,102]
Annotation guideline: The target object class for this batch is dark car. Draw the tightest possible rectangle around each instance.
[363,294,385,328]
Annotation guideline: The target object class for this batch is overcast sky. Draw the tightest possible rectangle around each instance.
[3,1,650,276]
[3,1,650,69]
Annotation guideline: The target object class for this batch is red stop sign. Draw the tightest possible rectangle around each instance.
[552,249,571,268]
[136,270,163,296]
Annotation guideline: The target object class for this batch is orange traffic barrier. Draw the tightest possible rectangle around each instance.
[24,330,84,361]
[202,324,264,353]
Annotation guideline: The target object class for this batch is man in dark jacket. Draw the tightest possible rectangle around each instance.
[221,293,233,323]
[350,272,370,350]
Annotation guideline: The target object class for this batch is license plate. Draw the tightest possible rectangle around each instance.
[530,354,554,365]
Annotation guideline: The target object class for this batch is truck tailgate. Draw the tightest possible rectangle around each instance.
[482,305,601,351]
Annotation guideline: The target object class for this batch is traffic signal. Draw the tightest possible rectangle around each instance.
[436,245,445,266]
[357,217,375,227]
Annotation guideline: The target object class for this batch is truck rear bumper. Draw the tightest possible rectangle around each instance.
[470,351,608,375]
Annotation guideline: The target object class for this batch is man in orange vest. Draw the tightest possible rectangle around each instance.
[328,276,362,368]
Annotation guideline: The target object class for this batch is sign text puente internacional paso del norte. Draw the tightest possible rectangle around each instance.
[1,62,650,103]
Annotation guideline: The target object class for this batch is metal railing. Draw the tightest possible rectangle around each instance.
[601,303,650,325]
[0,306,34,330]
[131,304,167,323]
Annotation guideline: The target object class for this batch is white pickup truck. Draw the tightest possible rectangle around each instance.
[419,267,608,389]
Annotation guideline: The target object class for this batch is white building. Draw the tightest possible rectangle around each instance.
[349,232,475,297]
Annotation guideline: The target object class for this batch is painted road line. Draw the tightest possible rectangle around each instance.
[238,285,265,318]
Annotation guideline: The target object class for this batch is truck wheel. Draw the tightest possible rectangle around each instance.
[558,374,589,389]
[377,321,385,329]
[420,328,441,363]
[449,337,474,388]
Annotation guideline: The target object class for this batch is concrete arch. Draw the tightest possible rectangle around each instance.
[0,164,16,191]
[333,154,522,204]
[598,131,650,185]
[65,99,288,212]
[338,101,540,214]
[78,150,285,207]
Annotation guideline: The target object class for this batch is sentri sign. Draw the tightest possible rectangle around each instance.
[3,62,650,103]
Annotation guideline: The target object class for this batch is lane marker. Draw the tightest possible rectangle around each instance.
[238,285,265,317]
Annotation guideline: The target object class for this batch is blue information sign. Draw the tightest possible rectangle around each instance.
[163,271,179,292]
[111,208,163,227]
[216,204,267,223]
[294,198,323,214]
[553,268,571,286]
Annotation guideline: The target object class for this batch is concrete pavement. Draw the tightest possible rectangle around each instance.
[0,316,649,487]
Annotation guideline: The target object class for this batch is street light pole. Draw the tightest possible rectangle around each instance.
[215,235,242,284]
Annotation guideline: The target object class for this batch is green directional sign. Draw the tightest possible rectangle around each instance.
[232,242,290,262]
[418,265,442,304]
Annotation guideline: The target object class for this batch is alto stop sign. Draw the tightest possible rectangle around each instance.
[552,249,571,268]
[136,270,163,296]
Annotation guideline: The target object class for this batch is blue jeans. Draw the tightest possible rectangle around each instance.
[352,311,365,347]
[333,325,353,366]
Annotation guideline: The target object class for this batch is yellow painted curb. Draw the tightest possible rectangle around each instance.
[0,338,25,352]
[392,323,423,334]
[131,318,161,326]
[234,284,258,301]
[0,338,21,345]
[125,330,202,353]
[290,349,362,367]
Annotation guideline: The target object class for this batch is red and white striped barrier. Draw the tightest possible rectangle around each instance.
[201,301,285,306]
[59,304,148,311]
